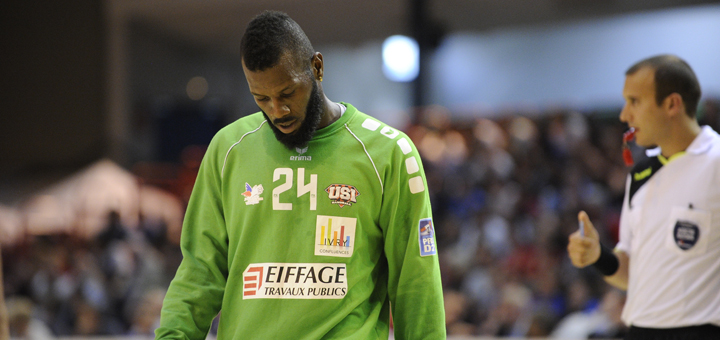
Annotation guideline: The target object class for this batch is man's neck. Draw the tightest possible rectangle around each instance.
[318,97,342,129]
[660,119,701,158]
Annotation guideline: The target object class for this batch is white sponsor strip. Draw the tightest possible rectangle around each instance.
[409,176,425,194]
[362,118,381,131]
[243,263,348,299]
[405,157,419,174]
[397,138,412,155]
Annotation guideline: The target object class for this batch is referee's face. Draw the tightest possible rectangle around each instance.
[620,67,670,148]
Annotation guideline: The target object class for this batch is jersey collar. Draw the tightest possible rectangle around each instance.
[645,125,716,161]
[685,125,717,155]
[312,102,355,139]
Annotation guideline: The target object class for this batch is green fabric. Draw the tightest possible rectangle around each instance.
[156,103,445,339]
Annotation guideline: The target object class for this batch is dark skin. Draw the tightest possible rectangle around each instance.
[242,51,343,136]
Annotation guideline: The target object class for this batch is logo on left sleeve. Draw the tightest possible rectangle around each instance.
[419,218,436,256]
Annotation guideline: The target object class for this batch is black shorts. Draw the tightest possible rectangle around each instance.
[627,324,720,340]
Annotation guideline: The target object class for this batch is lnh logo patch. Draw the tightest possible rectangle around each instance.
[315,215,357,258]
[674,220,700,250]
[418,218,436,256]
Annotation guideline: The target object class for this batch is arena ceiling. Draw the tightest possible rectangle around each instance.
[114,0,719,56]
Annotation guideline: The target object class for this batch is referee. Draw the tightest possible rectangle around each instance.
[568,55,720,340]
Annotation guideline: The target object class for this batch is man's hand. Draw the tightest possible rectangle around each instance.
[567,210,601,268]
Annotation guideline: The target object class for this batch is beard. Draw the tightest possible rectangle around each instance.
[262,81,323,150]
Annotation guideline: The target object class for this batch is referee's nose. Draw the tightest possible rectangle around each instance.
[619,104,630,124]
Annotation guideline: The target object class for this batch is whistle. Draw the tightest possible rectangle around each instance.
[622,128,636,166]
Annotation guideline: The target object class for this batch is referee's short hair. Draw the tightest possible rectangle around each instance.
[240,10,315,74]
[626,54,702,118]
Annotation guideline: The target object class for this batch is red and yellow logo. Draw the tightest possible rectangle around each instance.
[325,184,360,208]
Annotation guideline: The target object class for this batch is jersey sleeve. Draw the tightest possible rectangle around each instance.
[156,137,229,340]
[379,135,446,339]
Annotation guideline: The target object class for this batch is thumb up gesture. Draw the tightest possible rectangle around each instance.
[567,210,601,268]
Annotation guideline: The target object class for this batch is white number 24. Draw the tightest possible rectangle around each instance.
[272,168,317,210]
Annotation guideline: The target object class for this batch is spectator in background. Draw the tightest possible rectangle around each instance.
[128,288,165,336]
[551,288,626,339]
[4,296,54,340]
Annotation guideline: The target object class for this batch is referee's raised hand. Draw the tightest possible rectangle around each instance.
[567,210,601,268]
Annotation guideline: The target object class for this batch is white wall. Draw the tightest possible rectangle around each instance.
[427,4,720,117]
[315,4,720,122]
[319,41,414,128]
[130,4,720,129]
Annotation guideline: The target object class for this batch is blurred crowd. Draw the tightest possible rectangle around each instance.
[2,212,181,338]
[1,99,718,339]
[419,98,718,338]
[415,107,630,338]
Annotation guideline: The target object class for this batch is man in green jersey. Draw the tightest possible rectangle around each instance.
[156,10,446,340]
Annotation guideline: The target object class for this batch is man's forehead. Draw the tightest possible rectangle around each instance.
[624,67,655,93]
[242,52,304,75]
[243,57,306,92]
[627,67,655,85]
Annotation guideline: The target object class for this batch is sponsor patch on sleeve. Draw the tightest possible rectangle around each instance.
[418,218,437,256]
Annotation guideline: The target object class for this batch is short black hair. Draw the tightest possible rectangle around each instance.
[626,54,701,118]
[240,11,315,72]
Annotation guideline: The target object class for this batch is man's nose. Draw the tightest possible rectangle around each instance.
[270,99,291,118]
[619,105,629,123]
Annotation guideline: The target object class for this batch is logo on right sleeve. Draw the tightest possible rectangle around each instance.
[418,218,436,256]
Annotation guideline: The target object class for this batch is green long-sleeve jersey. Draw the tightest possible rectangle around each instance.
[156,103,445,339]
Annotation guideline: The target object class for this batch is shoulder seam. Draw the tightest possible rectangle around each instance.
[221,120,266,178]
[344,123,384,194]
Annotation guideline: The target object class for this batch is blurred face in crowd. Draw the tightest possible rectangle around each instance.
[243,53,323,149]
[619,66,670,148]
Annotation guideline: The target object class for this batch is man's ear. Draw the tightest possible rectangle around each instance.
[312,52,324,81]
[664,93,685,118]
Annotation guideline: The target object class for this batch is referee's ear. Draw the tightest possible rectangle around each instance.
[663,92,685,118]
